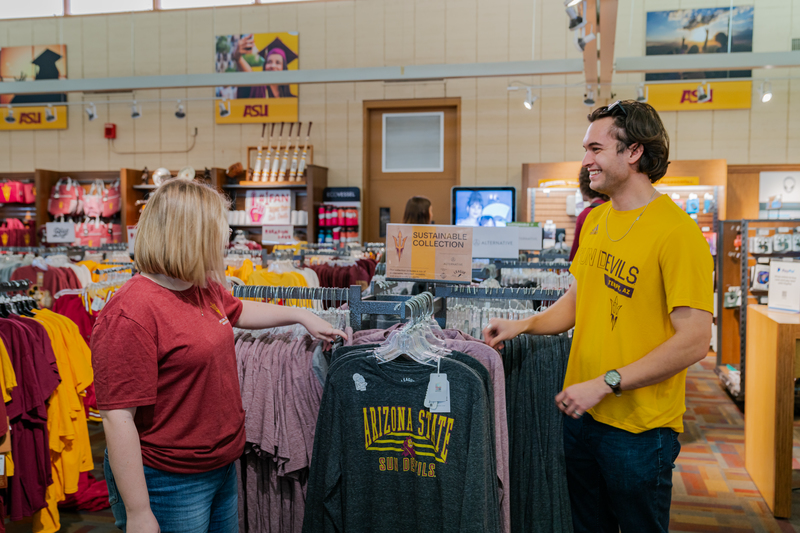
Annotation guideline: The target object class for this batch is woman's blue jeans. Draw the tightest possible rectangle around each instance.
[104,449,238,533]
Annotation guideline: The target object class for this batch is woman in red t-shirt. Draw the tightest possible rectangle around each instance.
[92,180,346,533]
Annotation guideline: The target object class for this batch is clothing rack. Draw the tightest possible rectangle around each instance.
[93,265,135,275]
[232,284,440,331]
[102,261,134,266]
[434,285,566,301]
[0,279,30,292]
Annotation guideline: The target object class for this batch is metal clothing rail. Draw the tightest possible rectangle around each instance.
[232,284,419,331]
[0,280,30,293]
[232,285,349,304]
[94,265,135,275]
[434,285,566,301]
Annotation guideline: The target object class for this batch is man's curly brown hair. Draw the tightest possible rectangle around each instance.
[587,100,670,183]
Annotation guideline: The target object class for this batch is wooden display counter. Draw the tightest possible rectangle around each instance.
[744,304,800,518]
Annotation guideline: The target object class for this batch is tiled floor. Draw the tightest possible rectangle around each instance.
[670,356,799,533]
[8,355,800,532]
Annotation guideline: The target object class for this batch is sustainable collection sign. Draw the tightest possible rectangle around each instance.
[385,224,472,283]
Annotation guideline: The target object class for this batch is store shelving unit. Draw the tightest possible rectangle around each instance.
[716,218,800,400]
[120,167,227,233]
[223,164,327,243]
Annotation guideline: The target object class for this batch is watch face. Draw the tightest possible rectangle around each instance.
[605,370,621,387]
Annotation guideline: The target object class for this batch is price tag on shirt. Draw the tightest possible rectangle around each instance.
[424,373,450,413]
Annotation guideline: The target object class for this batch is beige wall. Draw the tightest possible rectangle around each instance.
[0,0,797,191]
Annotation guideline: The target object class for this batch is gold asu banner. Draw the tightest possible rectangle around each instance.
[214,32,299,124]
[385,224,473,283]
[647,81,751,111]
[0,105,67,130]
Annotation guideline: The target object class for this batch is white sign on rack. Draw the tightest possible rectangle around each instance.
[46,222,76,244]
[245,190,292,225]
[472,227,520,259]
[768,261,800,313]
[508,222,543,251]
[261,225,296,245]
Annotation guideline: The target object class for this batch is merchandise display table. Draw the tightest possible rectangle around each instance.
[744,304,800,518]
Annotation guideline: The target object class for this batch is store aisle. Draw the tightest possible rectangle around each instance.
[670,356,798,533]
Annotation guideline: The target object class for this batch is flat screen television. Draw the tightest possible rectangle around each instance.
[451,186,516,227]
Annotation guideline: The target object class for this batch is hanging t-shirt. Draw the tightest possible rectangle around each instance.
[92,275,245,473]
[566,194,714,433]
[304,355,499,533]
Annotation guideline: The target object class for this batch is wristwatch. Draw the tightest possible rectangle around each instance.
[604,370,622,397]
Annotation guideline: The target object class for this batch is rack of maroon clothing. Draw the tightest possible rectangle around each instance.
[303,258,376,289]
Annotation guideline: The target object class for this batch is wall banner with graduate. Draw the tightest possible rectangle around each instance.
[0,45,68,130]
[214,32,299,125]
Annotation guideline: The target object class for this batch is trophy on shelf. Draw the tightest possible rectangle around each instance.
[295,122,313,182]
[269,123,285,182]
[277,122,297,181]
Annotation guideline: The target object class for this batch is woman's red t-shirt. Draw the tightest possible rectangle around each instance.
[91,275,245,474]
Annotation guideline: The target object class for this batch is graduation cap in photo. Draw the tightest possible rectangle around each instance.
[258,38,298,68]
[32,49,62,80]
[11,48,66,104]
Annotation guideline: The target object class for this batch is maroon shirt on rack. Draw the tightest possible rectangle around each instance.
[91,275,245,473]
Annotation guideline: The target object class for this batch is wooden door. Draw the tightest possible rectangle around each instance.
[363,99,460,243]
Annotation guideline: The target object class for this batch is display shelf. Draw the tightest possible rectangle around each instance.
[120,168,227,236]
[230,224,307,228]
[751,252,800,258]
[224,165,327,243]
[223,182,307,190]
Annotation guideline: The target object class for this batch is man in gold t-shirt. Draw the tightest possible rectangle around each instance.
[485,100,713,533]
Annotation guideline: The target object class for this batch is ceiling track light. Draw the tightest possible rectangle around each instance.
[131,101,142,119]
[575,26,596,52]
[636,84,648,103]
[696,83,711,103]
[565,1,586,31]
[45,105,56,123]
[760,80,773,103]
[4,107,15,124]
[583,85,595,107]
[175,100,186,119]
[524,87,537,110]
[218,99,231,118]
[85,103,97,121]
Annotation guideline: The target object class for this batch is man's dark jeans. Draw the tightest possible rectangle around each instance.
[563,413,681,533]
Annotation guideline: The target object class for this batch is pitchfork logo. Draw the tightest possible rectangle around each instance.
[610,296,622,330]
[393,230,408,261]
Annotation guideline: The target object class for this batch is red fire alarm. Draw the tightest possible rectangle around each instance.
[104,123,117,139]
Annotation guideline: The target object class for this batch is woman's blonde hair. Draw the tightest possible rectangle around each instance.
[134,179,230,287]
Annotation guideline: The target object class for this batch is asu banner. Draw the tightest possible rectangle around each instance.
[0,105,67,130]
[214,32,298,124]
[647,81,751,111]
[0,45,68,130]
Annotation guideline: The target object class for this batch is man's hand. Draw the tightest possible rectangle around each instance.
[555,376,610,419]
[483,318,526,350]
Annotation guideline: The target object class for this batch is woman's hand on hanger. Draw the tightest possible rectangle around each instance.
[301,311,347,343]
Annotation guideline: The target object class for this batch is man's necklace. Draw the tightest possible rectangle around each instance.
[605,189,659,243]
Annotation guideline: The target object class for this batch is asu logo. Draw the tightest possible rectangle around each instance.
[393,230,408,261]
[1,184,10,202]
[1,234,7,246]
[589,225,598,235]
[210,303,229,325]
[610,296,622,330]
